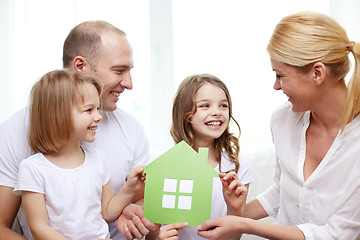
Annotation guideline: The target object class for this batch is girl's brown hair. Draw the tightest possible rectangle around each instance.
[28,69,102,154]
[170,74,241,173]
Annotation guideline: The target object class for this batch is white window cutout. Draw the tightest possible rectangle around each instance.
[163,178,177,192]
[178,195,192,210]
[162,194,176,208]
[179,179,193,193]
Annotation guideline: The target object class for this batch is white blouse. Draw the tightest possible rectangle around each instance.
[257,102,360,240]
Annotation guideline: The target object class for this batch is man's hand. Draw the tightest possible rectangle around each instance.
[117,203,158,240]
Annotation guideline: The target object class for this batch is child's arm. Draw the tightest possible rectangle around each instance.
[220,172,249,217]
[22,191,67,240]
[101,165,146,222]
[146,222,188,240]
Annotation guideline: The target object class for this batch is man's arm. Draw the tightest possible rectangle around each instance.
[0,186,25,240]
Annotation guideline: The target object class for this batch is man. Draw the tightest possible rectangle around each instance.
[0,21,154,240]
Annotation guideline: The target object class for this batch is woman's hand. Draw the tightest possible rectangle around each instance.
[197,215,242,240]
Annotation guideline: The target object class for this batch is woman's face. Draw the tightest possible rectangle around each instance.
[271,59,316,112]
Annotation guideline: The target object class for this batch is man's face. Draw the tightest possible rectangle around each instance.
[90,32,134,111]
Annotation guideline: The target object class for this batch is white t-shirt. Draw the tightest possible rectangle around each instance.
[14,147,111,240]
[257,102,360,239]
[178,153,254,240]
[0,107,150,240]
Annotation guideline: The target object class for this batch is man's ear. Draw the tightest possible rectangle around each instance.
[72,56,88,72]
[313,62,327,86]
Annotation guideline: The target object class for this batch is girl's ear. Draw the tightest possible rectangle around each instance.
[72,56,89,71]
[313,62,327,86]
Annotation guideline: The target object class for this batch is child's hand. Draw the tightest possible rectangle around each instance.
[156,222,188,240]
[220,171,248,216]
[124,165,146,196]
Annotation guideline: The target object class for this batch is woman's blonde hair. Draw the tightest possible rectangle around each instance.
[28,69,102,154]
[170,74,241,173]
[267,11,360,129]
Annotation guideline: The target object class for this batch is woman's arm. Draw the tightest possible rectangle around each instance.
[197,215,305,240]
[22,191,66,240]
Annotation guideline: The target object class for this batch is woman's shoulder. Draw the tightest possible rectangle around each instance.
[271,102,308,130]
[271,102,292,120]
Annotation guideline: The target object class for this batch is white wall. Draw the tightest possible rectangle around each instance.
[0,0,151,132]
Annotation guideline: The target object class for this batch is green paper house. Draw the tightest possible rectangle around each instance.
[143,141,219,227]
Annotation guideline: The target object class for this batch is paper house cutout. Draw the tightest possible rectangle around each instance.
[143,141,219,226]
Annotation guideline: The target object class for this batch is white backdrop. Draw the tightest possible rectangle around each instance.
[1,0,360,239]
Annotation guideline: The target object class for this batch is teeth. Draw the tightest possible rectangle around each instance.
[206,121,221,126]
[89,126,97,130]
[111,92,120,97]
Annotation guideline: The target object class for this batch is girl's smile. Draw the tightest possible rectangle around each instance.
[205,120,223,127]
[190,83,229,145]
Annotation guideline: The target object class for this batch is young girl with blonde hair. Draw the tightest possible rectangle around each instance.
[14,69,145,240]
[147,73,253,240]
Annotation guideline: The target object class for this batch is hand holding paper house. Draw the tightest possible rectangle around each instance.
[143,141,219,227]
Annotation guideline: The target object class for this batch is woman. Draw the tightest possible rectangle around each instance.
[197,11,360,240]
